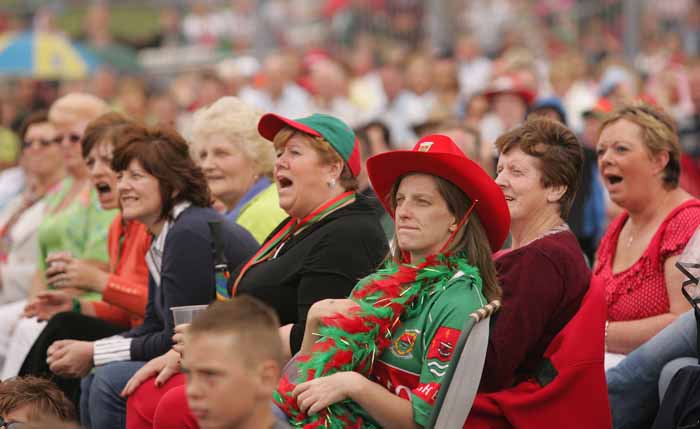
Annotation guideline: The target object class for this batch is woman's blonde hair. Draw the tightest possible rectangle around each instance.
[48,93,109,127]
[272,126,358,191]
[599,102,681,189]
[190,97,274,178]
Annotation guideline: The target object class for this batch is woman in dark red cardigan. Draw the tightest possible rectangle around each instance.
[467,118,610,429]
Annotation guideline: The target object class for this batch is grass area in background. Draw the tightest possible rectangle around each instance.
[58,4,160,39]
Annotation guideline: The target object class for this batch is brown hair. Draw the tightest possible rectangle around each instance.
[18,110,50,143]
[388,174,501,303]
[111,124,211,220]
[599,102,681,189]
[272,127,358,191]
[187,296,283,367]
[0,376,76,422]
[81,112,132,158]
[495,118,583,218]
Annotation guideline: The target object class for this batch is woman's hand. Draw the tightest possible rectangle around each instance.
[172,323,189,355]
[46,257,109,292]
[31,290,73,321]
[307,299,360,325]
[301,299,360,355]
[293,372,361,415]
[46,340,94,378]
[121,349,182,397]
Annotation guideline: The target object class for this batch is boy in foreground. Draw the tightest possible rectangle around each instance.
[183,297,290,429]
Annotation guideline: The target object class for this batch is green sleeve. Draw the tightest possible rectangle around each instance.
[411,277,486,427]
[80,189,117,262]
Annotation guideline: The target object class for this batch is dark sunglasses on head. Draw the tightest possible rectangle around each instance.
[21,138,55,151]
[52,133,82,145]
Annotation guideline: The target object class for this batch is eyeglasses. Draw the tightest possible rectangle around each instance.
[52,133,82,145]
[0,417,25,429]
[21,139,55,151]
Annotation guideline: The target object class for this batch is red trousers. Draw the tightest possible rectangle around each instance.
[126,373,198,429]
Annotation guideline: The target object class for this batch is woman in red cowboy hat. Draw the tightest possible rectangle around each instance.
[274,134,510,428]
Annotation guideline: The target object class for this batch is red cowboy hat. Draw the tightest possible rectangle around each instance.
[367,134,510,252]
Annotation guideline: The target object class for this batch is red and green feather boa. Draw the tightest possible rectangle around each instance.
[274,252,483,428]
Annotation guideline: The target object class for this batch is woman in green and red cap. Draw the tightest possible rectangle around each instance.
[274,134,509,428]
[122,113,388,429]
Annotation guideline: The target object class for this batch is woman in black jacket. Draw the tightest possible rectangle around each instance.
[74,123,258,429]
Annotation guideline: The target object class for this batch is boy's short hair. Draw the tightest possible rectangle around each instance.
[187,296,283,367]
[0,376,76,422]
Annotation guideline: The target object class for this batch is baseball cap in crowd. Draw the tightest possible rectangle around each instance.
[258,113,361,177]
[582,98,613,120]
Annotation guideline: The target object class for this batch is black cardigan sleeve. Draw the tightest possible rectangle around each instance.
[127,224,216,361]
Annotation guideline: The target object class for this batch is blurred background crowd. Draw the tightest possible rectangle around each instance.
[0,2,699,428]
[0,0,699,257]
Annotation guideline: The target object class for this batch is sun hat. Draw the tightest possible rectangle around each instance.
[483,75,536,106]
[367,134,510,252]
[258,113,361,177]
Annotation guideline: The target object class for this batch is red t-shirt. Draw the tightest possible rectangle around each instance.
[594,199,700,322]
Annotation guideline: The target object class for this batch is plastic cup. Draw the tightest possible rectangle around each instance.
[171,304,209,325]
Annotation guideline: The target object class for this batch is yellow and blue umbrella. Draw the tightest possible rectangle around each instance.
[0,31,101,80]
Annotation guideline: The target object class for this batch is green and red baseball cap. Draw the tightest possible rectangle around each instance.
[258,113,361,177]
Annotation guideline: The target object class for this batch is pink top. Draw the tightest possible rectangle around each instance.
[593,199,700,321]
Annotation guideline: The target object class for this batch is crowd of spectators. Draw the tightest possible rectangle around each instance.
[0,1,699,429]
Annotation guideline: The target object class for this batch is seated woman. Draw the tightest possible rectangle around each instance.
[272,134,507,428]
[1,94,117,380]
[16,113,151,405]
[465,119,611,429]
[479,117,591,392]
[607,227,700,429]
[66,123,259,429]
[0,110,64,368]
[190,96,287,243]
[122,113,389,429]
[0,110,64,305]
[594,103,700,369]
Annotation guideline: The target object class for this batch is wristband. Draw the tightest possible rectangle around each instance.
[71,297,82,314]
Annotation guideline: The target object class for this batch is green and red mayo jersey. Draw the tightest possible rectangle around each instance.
[370,272,487,427]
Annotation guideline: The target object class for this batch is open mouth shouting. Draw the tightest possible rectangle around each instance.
[604,173,624,189]
[276,175,293,190]
[94,180,116,206]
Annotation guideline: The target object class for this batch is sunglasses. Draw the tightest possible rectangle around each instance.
[52,133,82,145]
[21,139,55,151]
[0,417,24,429]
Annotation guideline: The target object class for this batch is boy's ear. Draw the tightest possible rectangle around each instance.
[255,360,281,396]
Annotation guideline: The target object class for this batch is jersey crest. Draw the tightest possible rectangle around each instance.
[392,329,420,358]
